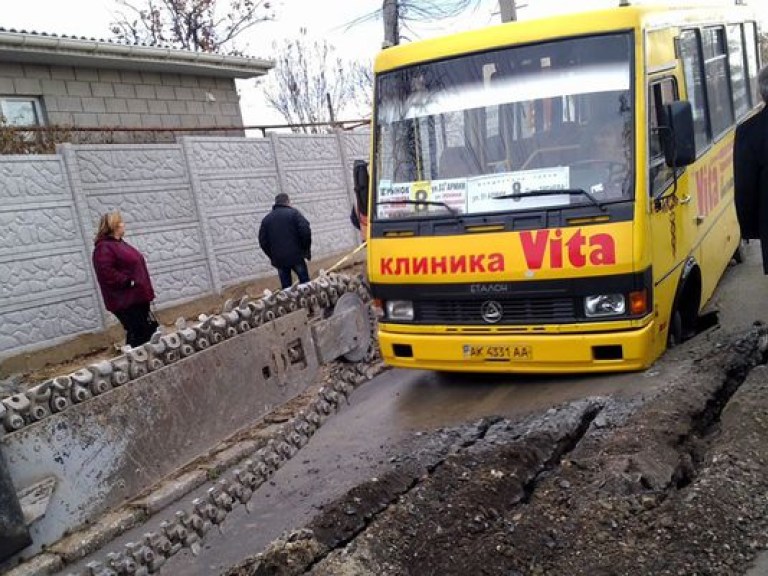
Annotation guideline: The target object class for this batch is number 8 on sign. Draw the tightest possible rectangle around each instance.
[414,187,429,211]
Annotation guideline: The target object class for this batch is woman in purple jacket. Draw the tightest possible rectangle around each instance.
[92,212,157,348]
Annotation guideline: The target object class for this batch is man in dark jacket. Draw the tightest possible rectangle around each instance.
[734,66,768,273]
[258,193,312,288]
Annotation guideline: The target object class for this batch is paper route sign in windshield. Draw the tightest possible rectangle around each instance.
[466,167,570,212]
[377,167,571,217]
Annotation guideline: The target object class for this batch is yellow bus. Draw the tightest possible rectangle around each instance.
[363,3,761,373]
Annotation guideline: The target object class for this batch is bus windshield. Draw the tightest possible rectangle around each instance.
[374,33,634,220]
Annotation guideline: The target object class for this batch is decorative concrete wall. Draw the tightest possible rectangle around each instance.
[0,156,102,355]
[183,137,277,288]
[0,131,370,359]
[62,144,216,312]
[273,134,355,263]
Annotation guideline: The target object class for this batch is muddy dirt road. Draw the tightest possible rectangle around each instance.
[69,314,699,574]
[66,244,768,575]
[241,330,768,576]
[67,360,682,575]
[217,248,768,576]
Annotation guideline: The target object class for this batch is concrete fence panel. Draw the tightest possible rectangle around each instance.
[0,156,103,355]
[61,144,217,310]
[339,131,371,200]
[271,133,359,260]
[0,131,370,361]
[182,137,276,288]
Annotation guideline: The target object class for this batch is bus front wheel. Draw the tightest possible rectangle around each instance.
[667,308,683,348]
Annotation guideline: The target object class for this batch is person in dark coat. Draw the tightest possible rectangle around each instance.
[734,66,768,273]
[258,193,312,289]
[92,212,158,348]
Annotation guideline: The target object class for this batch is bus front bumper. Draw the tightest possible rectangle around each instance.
[378,321,657,374]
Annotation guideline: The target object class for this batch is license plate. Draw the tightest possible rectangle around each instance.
[462,344,532,361]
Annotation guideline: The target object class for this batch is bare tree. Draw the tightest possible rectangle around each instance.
[350,0,487,47]
[110,0,274,53]
[349,60,374,117]
[262,31,364,133]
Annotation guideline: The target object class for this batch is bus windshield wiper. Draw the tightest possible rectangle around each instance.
[493,188,606,211]
[377,199,460,218]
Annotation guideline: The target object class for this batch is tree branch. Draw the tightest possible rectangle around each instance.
[109,0,272,52]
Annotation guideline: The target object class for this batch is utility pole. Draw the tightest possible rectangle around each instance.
[499,0,517,22]
[326,92,336,128]
[383,0,399,48]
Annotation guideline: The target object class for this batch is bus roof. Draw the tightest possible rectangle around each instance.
[374,4,758,74]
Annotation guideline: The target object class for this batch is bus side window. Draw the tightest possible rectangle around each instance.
[743,22,760,108]
[702,26,735,139]
[649,78,679,196]
[679,30,710,154]
[727,23,749,120]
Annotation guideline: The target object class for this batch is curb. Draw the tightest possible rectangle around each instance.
[131,437,264,517]
[49,509,146,564]
[132,470,209,516]
[4,554,63,576]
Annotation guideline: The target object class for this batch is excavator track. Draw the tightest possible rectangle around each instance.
[0,272,371,435]
[0,271,378,569]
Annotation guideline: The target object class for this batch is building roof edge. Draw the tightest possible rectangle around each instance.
[0,28,274,78]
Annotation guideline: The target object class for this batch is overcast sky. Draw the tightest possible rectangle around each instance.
[2,0,765,125]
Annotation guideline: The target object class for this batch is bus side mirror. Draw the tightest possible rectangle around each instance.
[353,160,370,215]
[662,101,696,168]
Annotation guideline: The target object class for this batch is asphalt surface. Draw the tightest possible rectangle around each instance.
[64,242,768,575]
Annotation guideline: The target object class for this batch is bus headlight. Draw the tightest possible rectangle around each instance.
[386,300,414,321]
[584,294,626,318]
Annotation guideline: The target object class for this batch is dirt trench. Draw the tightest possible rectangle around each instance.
[224,326,768,576]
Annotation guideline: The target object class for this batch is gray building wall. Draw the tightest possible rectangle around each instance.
[0,131,370,360]
[0,62,243,131]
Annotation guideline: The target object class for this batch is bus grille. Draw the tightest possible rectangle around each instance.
[415,297,578,325]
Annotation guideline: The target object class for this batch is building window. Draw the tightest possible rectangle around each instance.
[0,97,45,127]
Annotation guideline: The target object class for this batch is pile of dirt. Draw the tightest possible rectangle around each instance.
[226,327,768,576]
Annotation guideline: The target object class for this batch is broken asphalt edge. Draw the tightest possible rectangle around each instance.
[227,327,768,575]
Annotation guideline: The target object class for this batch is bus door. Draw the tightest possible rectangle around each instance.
[649,77,688,265]
[648,73,697,341]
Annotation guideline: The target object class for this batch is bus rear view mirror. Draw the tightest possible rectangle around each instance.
[352,159,370,237]
[353,160,370,215]
[662,101,696,168]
